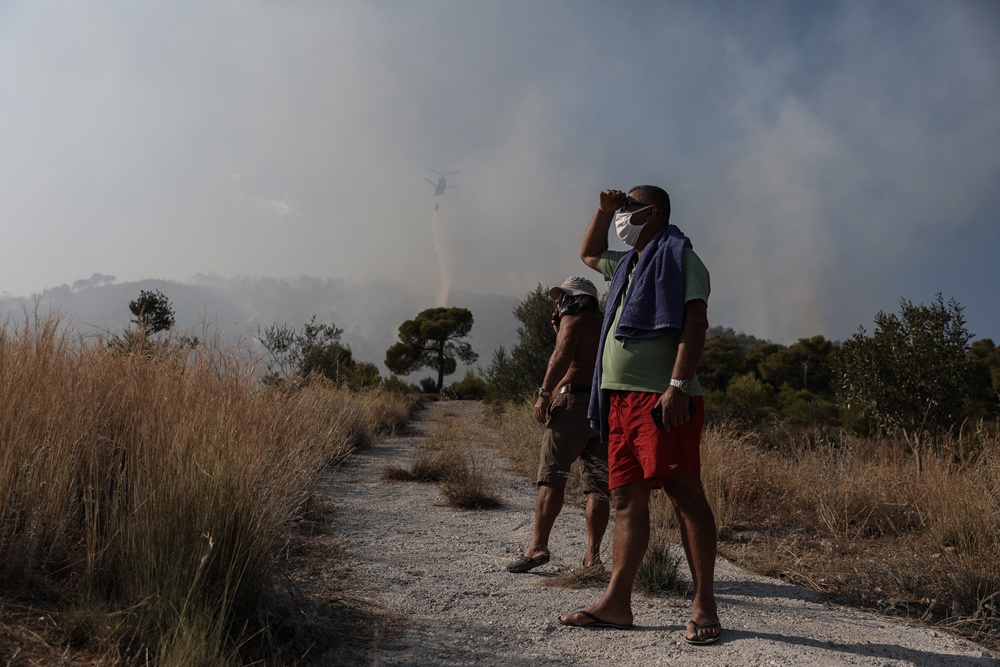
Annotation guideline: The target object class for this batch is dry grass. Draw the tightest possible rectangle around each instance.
[542,564,610,590]
[439,457,503,510]
[485,400,540,476]
[383,406,502,510]
[487,400,590,498]
[0,313,416,666]
[634,538,687,597]
[362,390,419,438]
[381,435,456,483]
[256,494,406,666]
[695,419,1000,649]
[490,400,1000,649]
[381,448,453,483]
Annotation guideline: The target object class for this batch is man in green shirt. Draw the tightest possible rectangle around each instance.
[557,186,721,645]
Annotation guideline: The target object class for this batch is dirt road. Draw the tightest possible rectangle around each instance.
[318,401,996,666]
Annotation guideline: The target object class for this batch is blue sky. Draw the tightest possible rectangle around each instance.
[2,0,998,344]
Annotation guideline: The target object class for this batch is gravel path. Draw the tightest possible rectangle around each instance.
[318,401,996,666]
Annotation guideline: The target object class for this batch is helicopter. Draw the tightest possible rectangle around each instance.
[425,168,460,196]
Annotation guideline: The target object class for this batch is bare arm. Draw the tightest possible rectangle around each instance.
[533,315,585,423]
[658,299,709,429]
[581,189,626,271]
[541,314,584,392]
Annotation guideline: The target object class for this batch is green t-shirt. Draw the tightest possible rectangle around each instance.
[599,247,710,395]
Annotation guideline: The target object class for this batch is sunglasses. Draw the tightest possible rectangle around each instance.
[619,198,648,213]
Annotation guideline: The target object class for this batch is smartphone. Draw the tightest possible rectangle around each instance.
[650,400,698,430]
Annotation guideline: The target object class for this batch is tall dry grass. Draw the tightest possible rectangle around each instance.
[487,400,596,502]
[383,404,502,510]
[490,400,999,647]
[0,314,415,665]
[696,420,1000,648]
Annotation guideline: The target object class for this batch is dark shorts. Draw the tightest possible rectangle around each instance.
[607,390,705,490]
[538,390,608,496]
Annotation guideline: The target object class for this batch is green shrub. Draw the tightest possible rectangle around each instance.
[446,370,487,400]
[776,386,840,427]
[724,372,775,420]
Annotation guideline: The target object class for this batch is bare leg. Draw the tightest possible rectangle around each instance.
[662,475,719,642]
[560,480,651,627]
[525,482,564,558]
[583,492,610,566]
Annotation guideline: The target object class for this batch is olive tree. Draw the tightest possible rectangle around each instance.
[482,285,556,400]
[258,316,375,388]
[835,294,973,435]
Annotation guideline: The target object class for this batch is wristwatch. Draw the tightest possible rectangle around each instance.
[536,387,552,398]
[669,378,692,393]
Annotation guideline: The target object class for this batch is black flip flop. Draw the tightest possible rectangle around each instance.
[505,553,550,573]
[558,610,633,630]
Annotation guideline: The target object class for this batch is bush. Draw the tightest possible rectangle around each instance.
[383,374,419,393]
[483,285,557,401]
[634,539,686,596]
[258,316,379,388]
[382,446,454,483]
[382,408,502,510]
[446,370,487,400]
[776,386,840,427]
[722,372,775,420]
[349,361,383,390]
[440,459,503,510]
[836,295,973,434]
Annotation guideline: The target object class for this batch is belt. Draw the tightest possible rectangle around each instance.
[558,384,592,395]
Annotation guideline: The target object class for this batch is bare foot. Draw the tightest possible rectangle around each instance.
[524,546,550,559]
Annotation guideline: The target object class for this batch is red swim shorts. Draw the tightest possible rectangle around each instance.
[607,390,706,490]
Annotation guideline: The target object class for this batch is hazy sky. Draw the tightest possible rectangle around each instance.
[3,0,999,344]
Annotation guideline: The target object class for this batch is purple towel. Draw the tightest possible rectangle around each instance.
[614,225,691,340]
[588,225,692,440]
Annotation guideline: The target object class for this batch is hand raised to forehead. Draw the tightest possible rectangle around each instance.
[599,189,626,213]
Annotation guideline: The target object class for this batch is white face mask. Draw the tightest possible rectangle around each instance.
[614,205,652,246]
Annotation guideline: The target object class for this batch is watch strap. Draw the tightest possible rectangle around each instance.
[669,378,692,393]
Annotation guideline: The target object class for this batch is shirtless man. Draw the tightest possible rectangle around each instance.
[506,276,610,573]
